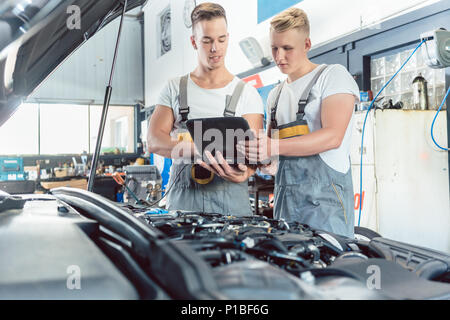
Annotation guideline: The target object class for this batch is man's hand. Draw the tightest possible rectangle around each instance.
[197,151,248,183]
[170,140,201,163]
[259,160,278,176]
[237,130,279,164]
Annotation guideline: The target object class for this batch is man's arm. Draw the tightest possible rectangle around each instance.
[278,93,355,156]
[242,113,264,177]
[147,105,194,159]
[240,93,355,162]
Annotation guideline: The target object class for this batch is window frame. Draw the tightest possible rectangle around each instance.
[0,102,139,156]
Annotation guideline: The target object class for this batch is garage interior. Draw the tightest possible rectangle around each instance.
[0,0,449,301]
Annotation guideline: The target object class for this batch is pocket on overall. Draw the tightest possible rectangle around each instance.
[283,184,349,235]
[276,157,320,186]
[224,181,252,216]
[201,180,250,216]
[273,184,287,220]
[275,184,329,227]
[168,163,192,189]
[317,156,355,237]
[202,188,226,214]
[324,181,354,237]
[329,181,348,225]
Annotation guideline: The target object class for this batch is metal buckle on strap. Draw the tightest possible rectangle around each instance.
[296,114,305,122]
[223,110,234,117]
[179,107,190,115]
[270,120,278,130]
[297,100,307,109]
[297,99,308,117]
[180,107,189,122]
[270,110,278,128]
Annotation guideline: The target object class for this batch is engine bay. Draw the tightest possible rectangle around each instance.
[2,188,449,300]
[135,210,344,270]
[125,207,450,299]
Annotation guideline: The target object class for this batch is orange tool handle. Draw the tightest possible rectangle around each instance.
[112,172,125,185]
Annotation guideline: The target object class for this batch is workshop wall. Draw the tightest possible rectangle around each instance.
[236,2,450,253]
[143,0,450,252]
[143,0,439,105]
[143,0,196,107]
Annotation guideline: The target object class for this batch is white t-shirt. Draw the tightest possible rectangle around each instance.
[266,64,360,173]
[158,74,264,133]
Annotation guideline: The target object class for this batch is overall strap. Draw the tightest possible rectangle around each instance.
[178,74,190,124]
[269,81,285,129]
[223,80,246,117]
[297,64,328,118]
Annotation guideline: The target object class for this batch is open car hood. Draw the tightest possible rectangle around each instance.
[0,0,146,127]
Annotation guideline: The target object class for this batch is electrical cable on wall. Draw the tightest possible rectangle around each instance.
[358,39,426,227]
[431,86,450,151]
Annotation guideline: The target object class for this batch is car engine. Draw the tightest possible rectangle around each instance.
[125,207,450,300]
[4,187,447,300]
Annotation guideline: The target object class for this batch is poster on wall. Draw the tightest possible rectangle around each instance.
[158,6,171,57]
[257,0,303,23]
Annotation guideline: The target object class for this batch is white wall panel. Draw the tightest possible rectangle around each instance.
[352,164,378,232]
[374,110,449,253]
[144,0,197,106]
[351,111,375,165]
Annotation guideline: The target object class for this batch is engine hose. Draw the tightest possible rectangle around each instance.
[245,247,311,268]
[198,249,244,264]
[297,267,360,280]
[255,238,289,253]
[236,231,275,240]
[320,240,344,256]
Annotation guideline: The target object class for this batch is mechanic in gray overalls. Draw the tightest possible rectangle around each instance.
[147,3,264,216]
[240,8,359,237]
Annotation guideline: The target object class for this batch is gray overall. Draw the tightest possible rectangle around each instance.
[270,65,355,238]
[166,75,253,216]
